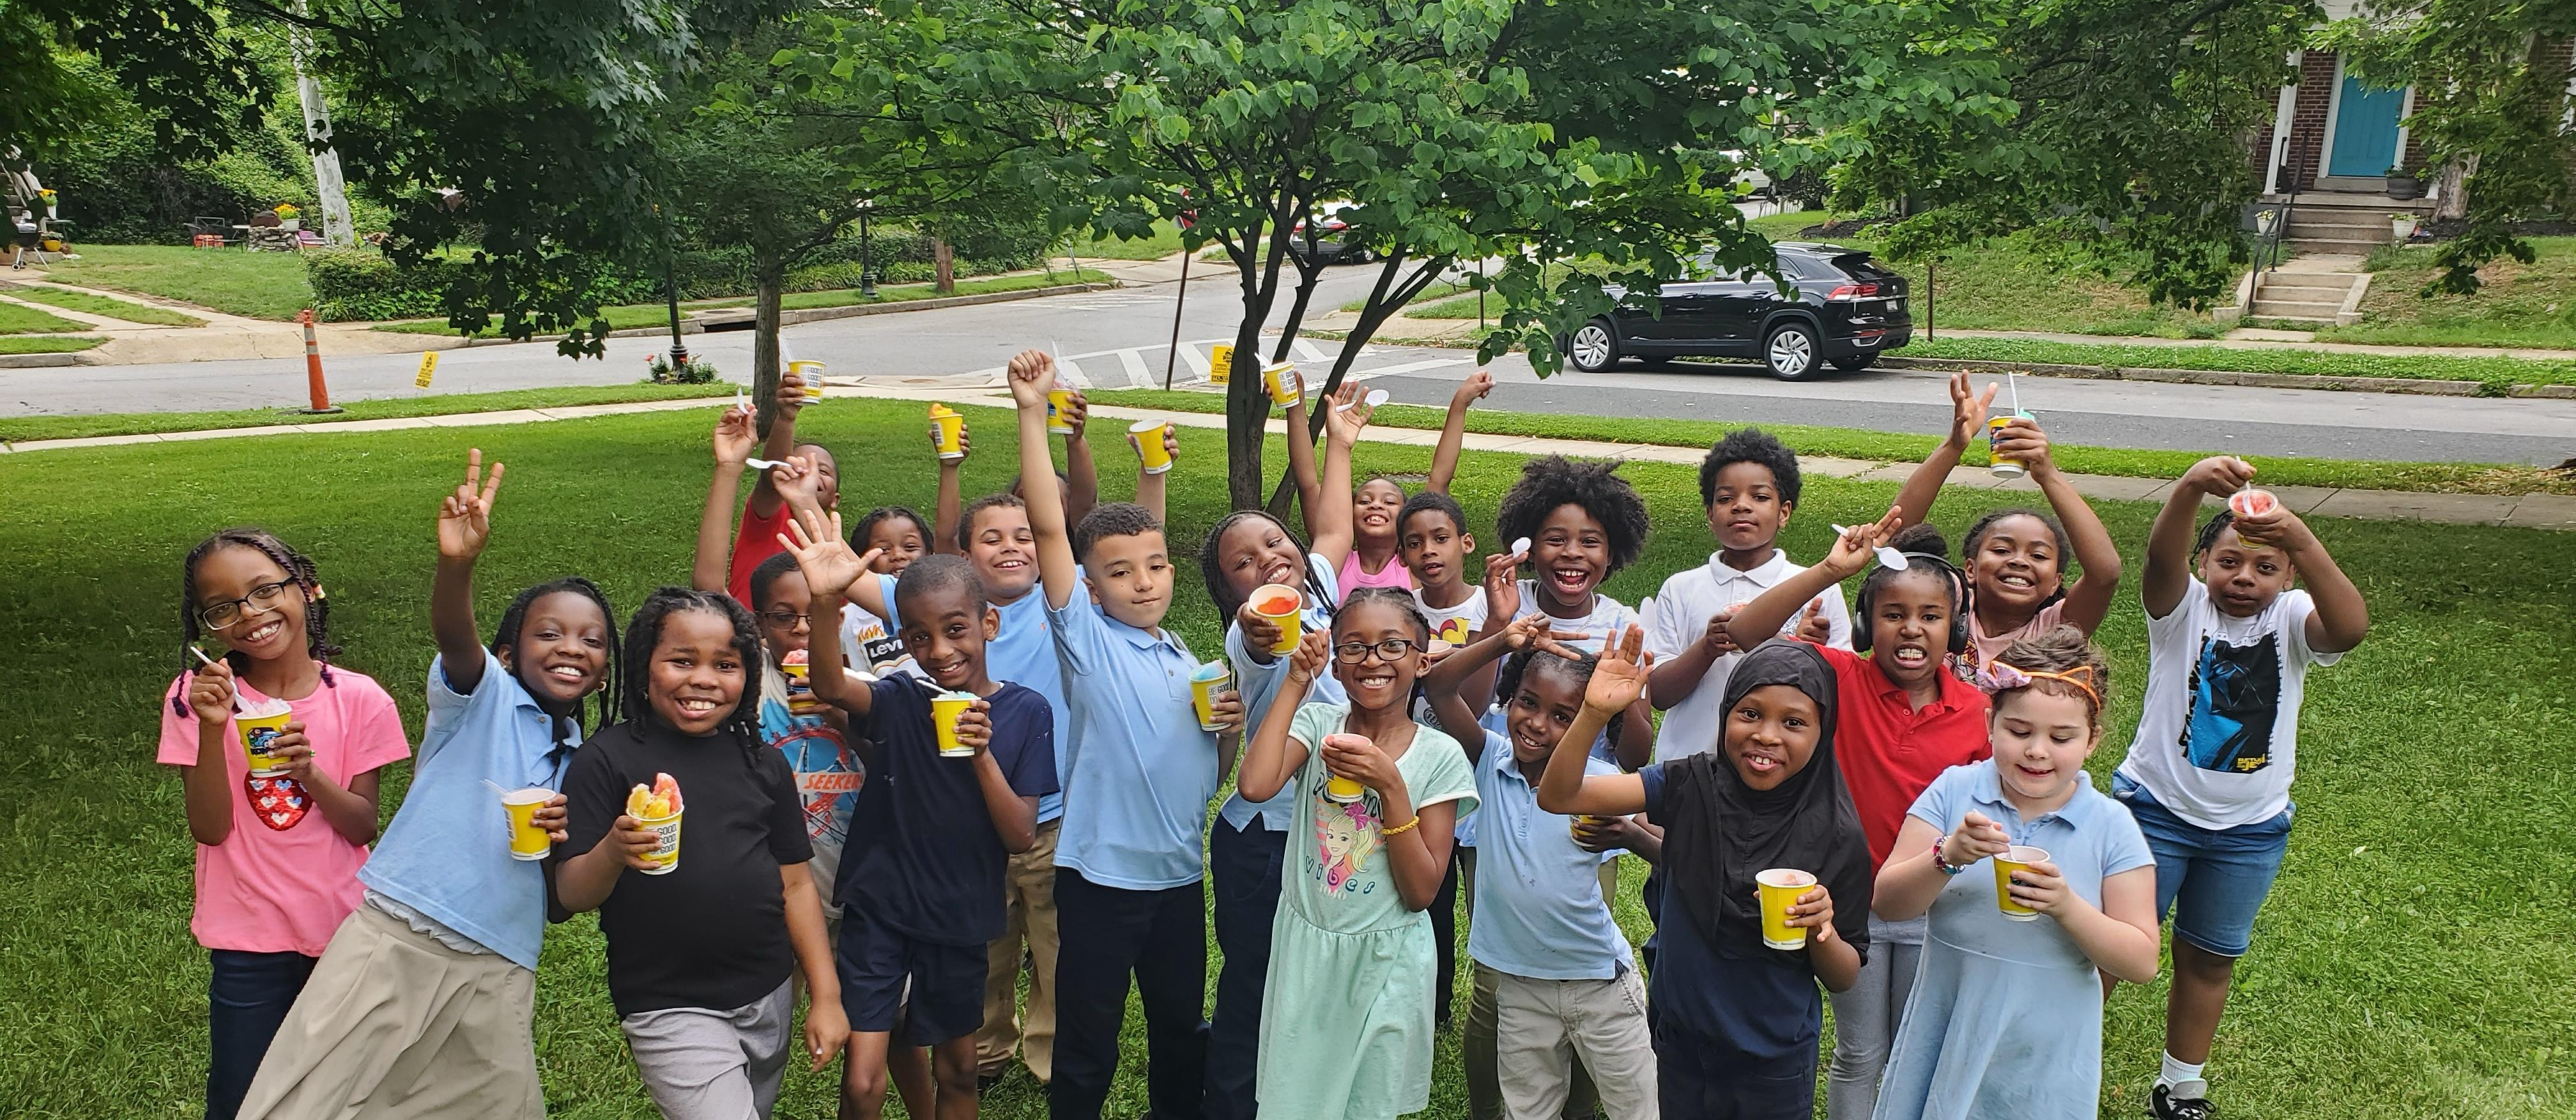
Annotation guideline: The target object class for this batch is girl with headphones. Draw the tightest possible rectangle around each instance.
[1721,507,1995,1120]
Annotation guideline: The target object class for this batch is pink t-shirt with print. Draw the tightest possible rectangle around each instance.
[1967,599,2067,671]
[158,668,411,956]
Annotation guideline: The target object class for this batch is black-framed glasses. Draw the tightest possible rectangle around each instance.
[1333,638,1422,664]
[759,610,812,627]
[197,579,298,630]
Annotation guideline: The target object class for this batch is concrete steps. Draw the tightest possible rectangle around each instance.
[2280,199,2404,256]
[2248,271,2364,325]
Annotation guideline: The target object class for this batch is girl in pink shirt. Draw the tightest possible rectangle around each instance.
[1288,371,1492,603]
[164,528,410,1120]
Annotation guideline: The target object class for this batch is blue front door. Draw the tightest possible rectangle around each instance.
[2327,74,2406,178]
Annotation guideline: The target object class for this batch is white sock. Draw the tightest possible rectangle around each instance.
[2158,1052,2206,1094]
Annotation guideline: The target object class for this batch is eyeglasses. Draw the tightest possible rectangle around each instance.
[1333,638,1422,664]
[197,579,298,630]
[759,610,811,627]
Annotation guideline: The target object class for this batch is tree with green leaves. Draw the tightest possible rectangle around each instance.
[2320,3,2576,295]
[1832,0,2317,309]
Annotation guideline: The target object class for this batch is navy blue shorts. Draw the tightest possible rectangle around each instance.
[836,906,988,1045]
[2113,773,2292,958]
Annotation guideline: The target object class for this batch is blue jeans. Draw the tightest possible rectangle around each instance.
[2113,774,2293,958]
[206,948,318,1120]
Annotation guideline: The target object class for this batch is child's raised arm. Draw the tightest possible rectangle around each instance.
[931,418,969,555]
[1129,420,1177,526]
[1424,613,1558,755]
[2240,500,2371,654]
[1062,390,1101,529]
[1535,625,1652,817]
[1282,365,1325,532]
[742,380,810,519]
[1726,508,1899,647]
[1891,372,1997,533]
[432,449,505,693]
[693,406,760,594]
[1995,417,2124,634]
[1236,631,1328,802]
[1009,350,1082,610]
[2144,456,2252,618]
[1306,383,1368,572]
[1427,369,1492,495]
[779,509,884,721]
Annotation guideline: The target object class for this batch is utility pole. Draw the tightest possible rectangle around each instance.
[288,1,355,247]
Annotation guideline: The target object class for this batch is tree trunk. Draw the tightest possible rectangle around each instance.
[934,238,956,295]
[753,265,785,438]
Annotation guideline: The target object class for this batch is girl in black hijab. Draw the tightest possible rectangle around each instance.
[1538,627,1873,1119]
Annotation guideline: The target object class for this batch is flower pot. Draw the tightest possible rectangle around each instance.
[279,219,302,232]
[2391,216,2419,240]
[2386,174,2422,201]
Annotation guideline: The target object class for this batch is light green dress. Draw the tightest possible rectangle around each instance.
[1257,703,1479,1119]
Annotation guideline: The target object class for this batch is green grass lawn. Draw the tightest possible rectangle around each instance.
[2315,238,2576,350]
[1071,219,1188,261]
[0,383,735,443]
[1084,387,2573,496]
[5,284,206,326]
[1,397,2568,1119]
[0,334,106,354]
[36,245,314,320]
[1895,336,2576,389]
[0,299,89,334]
[372,270,1114,337]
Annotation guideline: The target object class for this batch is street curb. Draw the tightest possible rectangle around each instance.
[429,281,1118,348]
[1875,355,2515,397]
[0,351,86,368]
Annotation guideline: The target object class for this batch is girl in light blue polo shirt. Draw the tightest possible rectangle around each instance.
[240,450,620,1117]
[1868,627,2161,1120]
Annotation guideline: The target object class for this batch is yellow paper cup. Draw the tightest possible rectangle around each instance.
[1756,868,1816,950]
[1251,582,1302,655]
[2227,488,2278,548]
[931,406,965,460]
[1320,733,1369,802]
[1048,389,1078,435]
[1208,342,1234,385]
[1262,362,1301,408]
[788,360,826,399]
[1190,661,1232,732]
[1570,813,1602,839]
[1995,845,2047,921]
[1131,419,1174,475]
[931,690,977,757]
[502,787,553,861]
[636,809,682,875]
[236,699,293,778]
[779,654,815,713]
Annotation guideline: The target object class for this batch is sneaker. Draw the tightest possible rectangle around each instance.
[2150,1082,2214,1120]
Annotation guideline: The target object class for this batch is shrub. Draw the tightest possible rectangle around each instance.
[304,250,467,321]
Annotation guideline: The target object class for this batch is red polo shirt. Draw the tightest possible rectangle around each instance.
[726,502,795,609]
[1814,645,1991,868]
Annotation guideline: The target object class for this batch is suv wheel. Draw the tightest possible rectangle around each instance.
[1568,319,1620,372]
[1830,354,1878,372]
[1763,321,1820,380]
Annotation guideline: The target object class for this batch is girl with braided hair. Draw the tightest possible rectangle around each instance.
[240,450,619,1120]
[554,587,848,1119]
[162,526,409,1120]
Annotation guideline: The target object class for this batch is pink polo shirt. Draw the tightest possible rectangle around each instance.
[158,668,411,956]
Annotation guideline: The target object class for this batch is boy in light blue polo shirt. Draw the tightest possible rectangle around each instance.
[238,452,620,1116]
[1008,348,1243,1120]
[1426,625,1660,1120]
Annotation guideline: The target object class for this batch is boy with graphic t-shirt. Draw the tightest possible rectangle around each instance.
[2116,456,2368,1120]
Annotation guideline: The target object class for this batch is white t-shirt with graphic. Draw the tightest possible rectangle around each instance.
[2119,581,2341,831]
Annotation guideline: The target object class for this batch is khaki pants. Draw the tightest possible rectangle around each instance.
[1462,851,1622,1120]
[974,817,1061,1082]
[238,905,542,1120]
[1494,969,1659,1120]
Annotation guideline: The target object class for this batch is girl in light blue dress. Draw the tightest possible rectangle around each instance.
[1869,627,2162,1120]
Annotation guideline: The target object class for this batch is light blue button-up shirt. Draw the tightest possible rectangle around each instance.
[985,583,1073,824]
[359,650,576,970]
[1465,728,1631,981]
[1220,556,1344,832]
[1049,590,1220,890]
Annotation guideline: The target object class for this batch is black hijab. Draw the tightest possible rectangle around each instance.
[1660,639,1874,962]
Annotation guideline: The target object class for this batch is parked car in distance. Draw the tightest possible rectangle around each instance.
[1286,201,1371,263]
[1563,242,1911,380]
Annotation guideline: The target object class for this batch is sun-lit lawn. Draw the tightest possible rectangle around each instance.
[0,300,89,334]
[37,244,315,320]
[2,399,2568,1119]
[2317,238,2576,351]
[6,284,206,326]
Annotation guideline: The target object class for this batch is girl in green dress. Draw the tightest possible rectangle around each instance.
[1235,587,1480,1119]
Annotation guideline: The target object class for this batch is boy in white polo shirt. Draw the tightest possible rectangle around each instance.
[1643,427,1849,763]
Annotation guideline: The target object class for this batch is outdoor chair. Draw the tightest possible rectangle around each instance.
[185,215,234,248]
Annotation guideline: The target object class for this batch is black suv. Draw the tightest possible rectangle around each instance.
[1564,242,1911,380]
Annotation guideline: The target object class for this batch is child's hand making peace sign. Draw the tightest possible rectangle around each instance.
[437,449,504,563]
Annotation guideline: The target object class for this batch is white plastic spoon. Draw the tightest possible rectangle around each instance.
[1832,525,1910,570]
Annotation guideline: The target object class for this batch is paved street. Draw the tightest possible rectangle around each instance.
[5,261,2570,464]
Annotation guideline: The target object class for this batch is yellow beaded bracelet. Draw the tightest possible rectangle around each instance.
[1381,816,1421,838]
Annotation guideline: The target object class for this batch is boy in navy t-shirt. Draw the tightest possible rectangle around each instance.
[788,535,1059,1120]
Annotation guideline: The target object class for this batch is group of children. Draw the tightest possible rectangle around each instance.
[163,353,2368,1120]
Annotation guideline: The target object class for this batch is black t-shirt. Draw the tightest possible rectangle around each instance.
[841,677,1057,945]
[556,718,814,1016]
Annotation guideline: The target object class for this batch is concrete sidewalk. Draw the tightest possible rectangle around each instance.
[6,385,2568,530]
